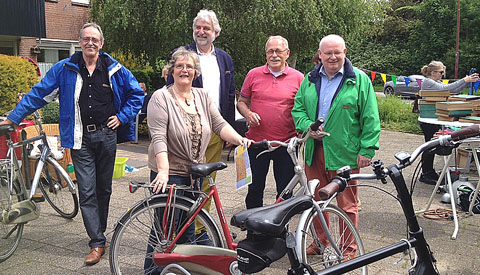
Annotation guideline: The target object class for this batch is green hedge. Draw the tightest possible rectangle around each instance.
[131,68,165,96]
[377,95,421,134]
[42,101,60,124]
[0,55,39,115]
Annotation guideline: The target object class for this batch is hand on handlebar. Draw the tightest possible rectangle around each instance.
[0,118,16,128]
[310,127,329,140]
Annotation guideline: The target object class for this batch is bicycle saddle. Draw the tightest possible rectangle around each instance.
[0,125,15,136]
[232,195,312,236]
[189,162,227,179]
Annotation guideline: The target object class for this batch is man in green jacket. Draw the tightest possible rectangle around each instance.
[292,34,380,258]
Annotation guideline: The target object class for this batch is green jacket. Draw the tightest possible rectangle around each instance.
[292,58,380,170]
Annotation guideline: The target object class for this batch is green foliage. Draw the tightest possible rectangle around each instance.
[377,95,421,134]
[42,101,60,124]
[349,0,480,79]
[90,0,383,87]
[0,55,39,115]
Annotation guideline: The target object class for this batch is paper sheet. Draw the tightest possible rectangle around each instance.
[234,145,252,190]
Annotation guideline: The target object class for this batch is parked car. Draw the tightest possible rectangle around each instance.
[383,75,425,98]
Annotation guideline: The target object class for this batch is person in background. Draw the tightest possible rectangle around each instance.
[237,36,304,219]
[418,61,479,184]
[138,82,150,124]
[166,9,236,243]
[162,65,169,82]
[145,47,250,273]
[292,34,380,258]
[312,52,320,66]
[0,23,144,265]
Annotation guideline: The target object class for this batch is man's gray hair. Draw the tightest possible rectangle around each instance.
[193,9,221,36]
[166,47,202,79]
[80,23,104,41]
[319,34,345,50]
[265,36,289,51]
[192,10,222,37]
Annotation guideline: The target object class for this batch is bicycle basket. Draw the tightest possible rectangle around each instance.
[236,236,287,273]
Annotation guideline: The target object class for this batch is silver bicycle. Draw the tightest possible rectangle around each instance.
[0,111,78,262]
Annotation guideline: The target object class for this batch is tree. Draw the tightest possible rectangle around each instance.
[90,0,382,87]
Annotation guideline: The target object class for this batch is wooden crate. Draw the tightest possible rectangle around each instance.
[20,124,76,183]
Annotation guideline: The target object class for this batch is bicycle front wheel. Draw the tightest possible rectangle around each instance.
[0,175,25,262]
[38,159,78,219]
[110,195,223,275]
[301,204,367,275]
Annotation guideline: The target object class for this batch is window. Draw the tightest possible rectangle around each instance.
[71,0,89,5]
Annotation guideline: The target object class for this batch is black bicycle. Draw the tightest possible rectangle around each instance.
[231,124,480,274]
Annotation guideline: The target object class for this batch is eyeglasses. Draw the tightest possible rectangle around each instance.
[435,70,444,74]
[266,49,288,56]
[174,64,195,71]
[80,37,101,44]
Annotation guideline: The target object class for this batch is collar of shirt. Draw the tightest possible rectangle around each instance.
[196,44,216,56]
[263,63,291,77]
[79,56,106,73]
[319,65,344,79]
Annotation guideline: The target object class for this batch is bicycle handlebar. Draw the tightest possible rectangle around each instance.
[317,124,480,200]
[250,118,326,154]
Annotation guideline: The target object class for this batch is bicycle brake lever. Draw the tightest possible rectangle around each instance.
[256,143,276,158]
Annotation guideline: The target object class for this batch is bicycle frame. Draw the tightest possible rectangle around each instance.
[311,165,438,275]
[6,132,76,201]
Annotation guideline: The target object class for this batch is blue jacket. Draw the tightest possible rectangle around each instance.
[8,52,144,149]
[166,42,236,124]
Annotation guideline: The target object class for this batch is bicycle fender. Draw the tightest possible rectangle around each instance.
[295,203,317,263]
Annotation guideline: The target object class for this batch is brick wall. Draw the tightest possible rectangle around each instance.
[18,37,38,61]
[44,0,89,40]
[18,0,89,60]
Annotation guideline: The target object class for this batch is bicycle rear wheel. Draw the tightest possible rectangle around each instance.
[38,159,78,219]
[301,204,367,275]
[110,195,223,275]
[0,172,25,262]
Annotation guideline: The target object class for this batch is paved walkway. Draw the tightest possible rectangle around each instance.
[2,130,480,274]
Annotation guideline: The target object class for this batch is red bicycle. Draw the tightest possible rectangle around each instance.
[109,119,365,274]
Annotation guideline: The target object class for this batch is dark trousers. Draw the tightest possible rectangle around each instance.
[144,172,198,274]
[245,146,295,209]
[71,127,117,248]
[420,122,441,173]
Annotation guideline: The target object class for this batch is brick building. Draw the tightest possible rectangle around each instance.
[0,0,90,76]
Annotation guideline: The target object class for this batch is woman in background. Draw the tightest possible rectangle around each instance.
[418,61,479,184]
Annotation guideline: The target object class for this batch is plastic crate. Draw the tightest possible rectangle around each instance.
[113,157,128,179]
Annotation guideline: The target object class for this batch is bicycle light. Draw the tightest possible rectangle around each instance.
[129,181,139,193]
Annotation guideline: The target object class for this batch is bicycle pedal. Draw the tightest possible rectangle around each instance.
[32,194,45,202]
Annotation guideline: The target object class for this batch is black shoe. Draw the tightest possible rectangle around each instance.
[419,173,438,185]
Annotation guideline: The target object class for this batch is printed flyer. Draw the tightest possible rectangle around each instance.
[234,145,252,190]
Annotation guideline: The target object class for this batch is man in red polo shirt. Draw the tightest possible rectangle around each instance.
[237,36,304,217]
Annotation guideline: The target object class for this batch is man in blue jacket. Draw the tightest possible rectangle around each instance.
[166,9,235,243]
[0,23,144,265]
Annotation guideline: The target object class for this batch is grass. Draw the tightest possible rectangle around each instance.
[377,95,421,134]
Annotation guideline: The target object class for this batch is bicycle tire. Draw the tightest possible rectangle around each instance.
[300,204,367,275]
[110,195,223,275]
[0,174,25,263]
[38,158,78,219]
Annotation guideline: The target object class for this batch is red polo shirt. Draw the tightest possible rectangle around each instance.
[240,64,304,142]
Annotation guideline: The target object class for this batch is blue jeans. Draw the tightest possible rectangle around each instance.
[70,127,117,248]
[245,146,294,209]
[143,172,198,274]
